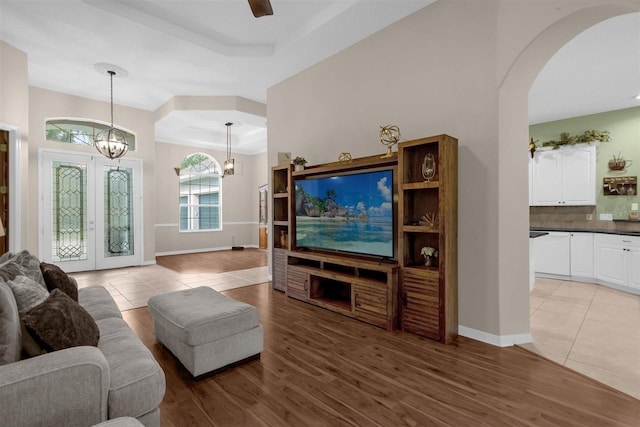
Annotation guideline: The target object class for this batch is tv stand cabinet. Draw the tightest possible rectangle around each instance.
[286,251,398,330]
[273,136,457,342]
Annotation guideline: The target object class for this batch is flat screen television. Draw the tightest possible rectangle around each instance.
[294,168,394,259]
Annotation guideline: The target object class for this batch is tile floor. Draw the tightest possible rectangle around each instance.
[70,264,270,311]
[521,277,640,399]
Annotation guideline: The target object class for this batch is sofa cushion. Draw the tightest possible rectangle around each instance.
[0,250,47,288]
[40,262,79,301]
[0,261,28,283]
[6,275,50,357]
[23,289,100,352]
[96,317,166,419]
[0,279,21,365]
[79,286,123,321]
[7,275,49,315]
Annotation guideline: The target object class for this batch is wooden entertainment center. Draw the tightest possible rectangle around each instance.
[271,134,458,343]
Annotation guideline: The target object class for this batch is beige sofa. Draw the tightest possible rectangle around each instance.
[0,251,165,427]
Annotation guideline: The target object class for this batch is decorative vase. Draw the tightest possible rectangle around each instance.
[424,256,432,267]
[280,230,288,248]
[422,153,436,181]
[294,164,305,171]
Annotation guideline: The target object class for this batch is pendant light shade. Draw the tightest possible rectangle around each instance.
[224,122,235,176]
[94,65,128,159]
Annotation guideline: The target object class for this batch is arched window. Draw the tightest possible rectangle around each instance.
[45,118,136,150]
[179,153,222,232]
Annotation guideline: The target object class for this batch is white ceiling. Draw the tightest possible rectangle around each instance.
[1,2,638,152]
[529,13,640,125]
[0,0,433,154]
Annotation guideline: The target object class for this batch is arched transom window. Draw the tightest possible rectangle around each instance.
[45,118,136,150]
[179,153,222,232]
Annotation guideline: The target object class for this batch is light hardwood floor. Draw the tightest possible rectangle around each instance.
[121,281,638,426]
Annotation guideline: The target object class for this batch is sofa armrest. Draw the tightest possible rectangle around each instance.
[0,346,110,427]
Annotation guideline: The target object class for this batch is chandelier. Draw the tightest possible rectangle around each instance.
[223,122,235,176]
[94,64,128,159]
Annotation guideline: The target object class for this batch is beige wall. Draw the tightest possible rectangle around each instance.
[0,41,30,252]
[2,37,271,262]
[154,142,267,254]
[267,0,640,343]
[28,87,157,264]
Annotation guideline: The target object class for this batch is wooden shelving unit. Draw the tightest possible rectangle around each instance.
[286,251,398,330]
[271,164,292,291]
[398,134,458,343]
[273,135,457,341]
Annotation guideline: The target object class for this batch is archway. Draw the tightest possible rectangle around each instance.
[497,2,640,390]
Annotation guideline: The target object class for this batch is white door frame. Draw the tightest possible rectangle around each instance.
[0,123,22,253]
[39,148,143,271]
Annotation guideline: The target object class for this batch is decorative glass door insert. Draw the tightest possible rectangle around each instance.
[104,166,134,257]
[52,161,88,262]
[41,151,141,272]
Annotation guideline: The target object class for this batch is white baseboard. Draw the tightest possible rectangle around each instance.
[459,325,532,347]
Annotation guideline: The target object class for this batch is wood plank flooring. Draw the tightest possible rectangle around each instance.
[123,282,640,427]
[156,249,268,274]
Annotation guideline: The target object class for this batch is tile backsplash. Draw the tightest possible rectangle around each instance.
[530,205,640,233]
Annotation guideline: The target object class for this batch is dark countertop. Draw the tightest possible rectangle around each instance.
[529,231,549,238]
[530,227,640,237]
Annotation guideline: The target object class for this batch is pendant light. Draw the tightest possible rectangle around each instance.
[223,122,235,176]
[94,64,128,159]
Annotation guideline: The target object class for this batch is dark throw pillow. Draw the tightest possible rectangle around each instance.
[40,262,78,302]
[23,289,99,352]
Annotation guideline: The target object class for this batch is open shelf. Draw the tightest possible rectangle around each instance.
[271,164,292,291]
[310,277,352,311]
[398,135,457,344]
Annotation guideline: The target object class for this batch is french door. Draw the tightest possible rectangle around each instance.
[40,150,142,272]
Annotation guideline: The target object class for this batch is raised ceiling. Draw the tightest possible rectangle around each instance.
[1,2,638,153]
[0,0,433,154]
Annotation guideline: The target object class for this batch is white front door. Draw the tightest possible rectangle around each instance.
[40,150,142,272]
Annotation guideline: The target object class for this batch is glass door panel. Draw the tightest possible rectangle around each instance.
[53,162,88,262]
[41,151,141,272]
[96,160,141,270]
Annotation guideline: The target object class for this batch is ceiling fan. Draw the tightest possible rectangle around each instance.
[248,0,273,17]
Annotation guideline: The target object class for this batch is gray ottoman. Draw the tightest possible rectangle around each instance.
[147,286,263,377]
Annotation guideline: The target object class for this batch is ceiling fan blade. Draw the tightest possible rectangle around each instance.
[248,0,273,17]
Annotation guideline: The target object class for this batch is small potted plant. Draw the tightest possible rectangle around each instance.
[293,156,307,171]
[420,246,438,267]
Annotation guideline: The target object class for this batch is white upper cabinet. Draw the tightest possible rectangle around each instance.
[530,145,596,206]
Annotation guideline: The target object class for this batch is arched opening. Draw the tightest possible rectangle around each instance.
[499,5,640,397]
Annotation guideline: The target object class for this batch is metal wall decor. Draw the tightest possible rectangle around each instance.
[603,176,637,196]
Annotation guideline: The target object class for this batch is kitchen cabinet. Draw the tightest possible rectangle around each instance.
[594,234,640,290]
[534,232,571,276]
[570,232,594,279]
[530,145,596,206]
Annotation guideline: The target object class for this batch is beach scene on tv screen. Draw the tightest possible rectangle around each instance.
[295,169,393,258]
